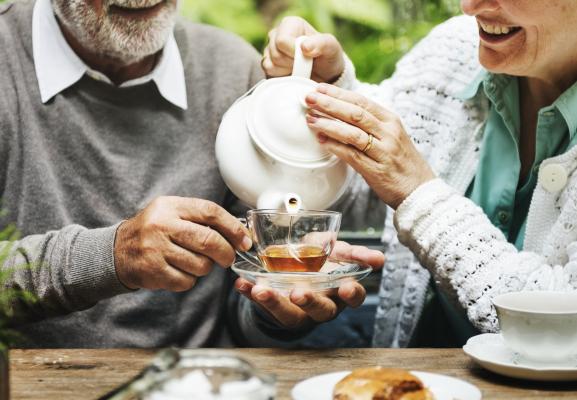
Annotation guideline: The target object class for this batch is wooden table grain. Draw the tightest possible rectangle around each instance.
[9,348,577,399]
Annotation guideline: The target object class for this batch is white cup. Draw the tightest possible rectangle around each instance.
[493,291,577,363]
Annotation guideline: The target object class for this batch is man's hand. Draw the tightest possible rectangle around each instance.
[234,241,384,328]
[114,197,252,291]
[263,16,345,83]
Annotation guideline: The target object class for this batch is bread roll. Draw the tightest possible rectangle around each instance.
[333,367,434,400]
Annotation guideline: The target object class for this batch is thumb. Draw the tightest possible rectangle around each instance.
[300,35,326,58]
[300,33,341,59]
[342,243,386,270]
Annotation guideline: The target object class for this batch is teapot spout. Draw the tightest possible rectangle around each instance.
[257,191,303,213]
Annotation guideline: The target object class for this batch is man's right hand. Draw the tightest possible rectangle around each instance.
[263,16,345,83]
[113,197,252,291]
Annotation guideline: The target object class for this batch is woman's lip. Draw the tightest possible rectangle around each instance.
[478,26,523,44]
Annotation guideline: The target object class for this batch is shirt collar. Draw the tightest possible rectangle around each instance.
[552,82,577,140]
[455,69,488,101]
[457,68,577,140]
[32,0,188,109]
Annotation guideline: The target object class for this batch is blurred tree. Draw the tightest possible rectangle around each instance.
[181,0,461,82]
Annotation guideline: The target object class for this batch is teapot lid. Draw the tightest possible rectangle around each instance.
[247,37,333,165]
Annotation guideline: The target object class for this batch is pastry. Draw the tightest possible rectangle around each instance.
[333,367,434,400]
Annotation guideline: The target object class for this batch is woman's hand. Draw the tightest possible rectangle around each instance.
[305,84,436,210]
[234,241,384,329]
[263,16,345,83]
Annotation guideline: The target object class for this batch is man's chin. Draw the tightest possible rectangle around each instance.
[100,11,176,64]
[99,34,169,66]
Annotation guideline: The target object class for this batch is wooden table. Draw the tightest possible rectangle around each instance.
[9,348,577,399]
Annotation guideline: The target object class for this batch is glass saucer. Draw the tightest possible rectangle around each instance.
[231,259,372,293]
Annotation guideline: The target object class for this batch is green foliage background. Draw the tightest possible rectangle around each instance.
[180,0,461,82]
[0,223,35,351]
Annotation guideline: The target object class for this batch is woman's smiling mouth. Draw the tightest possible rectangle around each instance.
[478,20,523,44]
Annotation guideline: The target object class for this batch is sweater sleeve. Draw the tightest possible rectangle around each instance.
[1,224,134,325]
[394,179,577,333]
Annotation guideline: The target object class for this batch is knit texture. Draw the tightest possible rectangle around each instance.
[343,15,577,346]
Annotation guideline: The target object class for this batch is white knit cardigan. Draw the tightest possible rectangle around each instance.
[339,15,577,347]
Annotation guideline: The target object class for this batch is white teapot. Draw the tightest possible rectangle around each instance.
[215,37,354,211]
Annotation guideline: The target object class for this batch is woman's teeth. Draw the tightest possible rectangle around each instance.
[479,22,520,35]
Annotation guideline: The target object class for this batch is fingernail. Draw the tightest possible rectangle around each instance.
[317,83,330,93]
[317,133,328,143]
[292,293,308,306]
[262,58,272,70]
[347,287,357,299]
[293,295,308,306]
[255,290,270,302]
[306,115,318,124]
[237,283,249,292]
[306,93,318,104]
[241,236,252,251]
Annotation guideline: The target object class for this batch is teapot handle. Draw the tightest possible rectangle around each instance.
[291,36,314,79]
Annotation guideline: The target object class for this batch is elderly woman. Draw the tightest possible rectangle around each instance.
[263,0,577,347]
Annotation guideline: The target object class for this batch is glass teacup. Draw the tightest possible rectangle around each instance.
[239,209,341,273]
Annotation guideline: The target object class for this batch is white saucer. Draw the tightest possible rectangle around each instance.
[291,370,481,400]
[463,333,577,381]
[232,260,372,293]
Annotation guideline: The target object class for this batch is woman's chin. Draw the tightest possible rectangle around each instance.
[478,47,524,76]
[477,28,530,75]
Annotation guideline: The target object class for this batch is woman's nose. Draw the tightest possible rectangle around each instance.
[461,0,500,16]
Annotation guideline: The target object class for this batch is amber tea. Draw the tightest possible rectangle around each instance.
[259,244,328,272]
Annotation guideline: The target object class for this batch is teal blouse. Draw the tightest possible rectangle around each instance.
[411,71,577,347]
[460,71,577,249]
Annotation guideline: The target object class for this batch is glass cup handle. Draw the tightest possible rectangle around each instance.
[236,218,264,270]
[235,250,263,269]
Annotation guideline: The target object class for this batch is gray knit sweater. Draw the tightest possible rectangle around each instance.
[0,0,275,347]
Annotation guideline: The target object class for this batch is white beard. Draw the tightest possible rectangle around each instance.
[52,0,178,65]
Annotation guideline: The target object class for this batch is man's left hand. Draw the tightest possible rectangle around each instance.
[234,241,385,329]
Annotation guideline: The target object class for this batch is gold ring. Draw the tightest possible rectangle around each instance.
[361,133,374,153]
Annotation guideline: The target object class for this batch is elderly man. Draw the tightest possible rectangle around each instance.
[0,0,383,347]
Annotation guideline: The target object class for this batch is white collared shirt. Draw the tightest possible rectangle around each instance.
[32,0,188,109]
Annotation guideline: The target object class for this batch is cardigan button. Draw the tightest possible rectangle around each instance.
[539,163,568,193]
[497,211,510,225]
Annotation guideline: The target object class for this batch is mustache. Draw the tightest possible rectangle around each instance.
[106,0,167,8]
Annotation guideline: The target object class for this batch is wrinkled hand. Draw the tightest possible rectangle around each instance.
[114,197,252,291]
[263,16,345,83]
[305,84,436,209]
[234,241,384,329]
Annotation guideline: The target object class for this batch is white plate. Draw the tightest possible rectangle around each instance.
[463,333,577,381]
[291,370,481,400]
[232,260,372,293]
